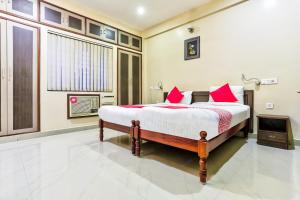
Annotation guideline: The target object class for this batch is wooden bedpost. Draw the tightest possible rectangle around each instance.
[134,120,141,157]
[243,119,250,138]
[198,131,208,184]
[99,119,104,142]
[131,120,136,155]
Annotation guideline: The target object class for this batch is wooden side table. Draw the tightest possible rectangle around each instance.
[257,114,290,149]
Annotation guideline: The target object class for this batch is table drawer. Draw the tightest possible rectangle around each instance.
[258,131,287,143]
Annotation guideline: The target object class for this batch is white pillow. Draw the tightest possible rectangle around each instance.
[165,91,193,105]
[209,85,244,104]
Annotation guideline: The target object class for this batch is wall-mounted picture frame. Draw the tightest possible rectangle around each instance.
[184,36,200,60]
[67,94,100,119]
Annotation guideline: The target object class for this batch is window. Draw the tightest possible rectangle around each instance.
[47,32,113,92]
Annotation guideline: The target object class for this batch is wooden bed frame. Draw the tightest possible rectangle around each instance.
[99,90,254,184]
[99,120,137,155]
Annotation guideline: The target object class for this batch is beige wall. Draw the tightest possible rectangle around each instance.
[143,0,300,139]
[0,1,141,133]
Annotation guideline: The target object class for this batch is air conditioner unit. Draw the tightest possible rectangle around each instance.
[67,94,100,119]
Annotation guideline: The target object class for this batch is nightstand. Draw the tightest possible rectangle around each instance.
[257,114,290,149]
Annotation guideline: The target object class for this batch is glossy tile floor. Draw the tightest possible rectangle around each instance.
[0,129,299,200]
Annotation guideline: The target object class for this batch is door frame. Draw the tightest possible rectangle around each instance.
[0,19,7,136]
[117,48,142,105]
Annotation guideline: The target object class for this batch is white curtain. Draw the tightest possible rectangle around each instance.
[47,32,113,92]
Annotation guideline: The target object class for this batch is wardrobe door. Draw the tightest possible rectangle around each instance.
[101,25,117,44]
[40,2,64,29]
[118,49,142,105]
[118,50,129,105]
[118,31,131,48]
[7,21,38,134]
[86,19,102,39]
[7,0,38,20]
[65,11,85,34]
[131,54,141,104]
[0,19,7,136]
[131,36,142,51]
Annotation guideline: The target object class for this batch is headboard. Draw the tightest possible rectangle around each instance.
[164,90,254,133]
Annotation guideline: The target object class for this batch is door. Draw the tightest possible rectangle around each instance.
[101,25,117,44]
[118,50,129,105]
[40,2,64,29]
[131,53,142,104]
[6,21,38,134]
[0,19,7,136]
[118,31,131,48]
[118,49,142,105]
[86,19,102,39]
[131,36,142,51]
[7,0,38,20]
[65,11,85,34]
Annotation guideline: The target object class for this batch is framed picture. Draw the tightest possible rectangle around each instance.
[184,36,200,60]
[67,94,100,119]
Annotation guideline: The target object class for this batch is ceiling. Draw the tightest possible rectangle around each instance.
[66,0,211,31]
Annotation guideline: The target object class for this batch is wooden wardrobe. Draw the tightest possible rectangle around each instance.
[118,49,142,105]
[0,19,39,136]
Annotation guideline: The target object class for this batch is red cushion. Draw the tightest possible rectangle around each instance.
[210,83,238,102]
[167,87,184,103]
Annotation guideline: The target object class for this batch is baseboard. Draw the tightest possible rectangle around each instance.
[42,125,98,136]
[295,139,300,146]
[0,125,98,144]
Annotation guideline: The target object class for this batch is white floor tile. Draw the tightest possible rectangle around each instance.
[0,129,298,200]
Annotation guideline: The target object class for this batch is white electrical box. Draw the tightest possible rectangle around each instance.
[261,78,278,85]
[101,94,116,106]
[265,103,274,110]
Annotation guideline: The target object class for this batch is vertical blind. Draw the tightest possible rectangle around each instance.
[47,32,113,92]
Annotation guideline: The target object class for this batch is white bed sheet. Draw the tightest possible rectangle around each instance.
[99,106,141,127]
[138,102,250,141]
[98,104,165,127]
[99,102,250,140]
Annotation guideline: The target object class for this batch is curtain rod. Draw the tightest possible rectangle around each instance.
[48,30,113,49]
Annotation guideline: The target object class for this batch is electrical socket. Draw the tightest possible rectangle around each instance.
[265,102,274,110]
[261,78,278,85]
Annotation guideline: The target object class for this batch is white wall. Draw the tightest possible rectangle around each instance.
[144,0,300,139]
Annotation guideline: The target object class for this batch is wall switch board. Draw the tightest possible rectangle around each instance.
[265,102,274,109]
[261,78,278,85]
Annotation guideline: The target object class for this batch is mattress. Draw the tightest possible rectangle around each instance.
[98,104,165,127]
[99,106,141,127]
[137,102,250,141]
[99,102,250,141]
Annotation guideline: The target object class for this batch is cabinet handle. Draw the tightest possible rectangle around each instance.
[7,0,10,4]
[268,135,276,139]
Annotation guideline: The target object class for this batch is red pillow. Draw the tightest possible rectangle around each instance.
[210,83,238,102]
[167,87,184,103]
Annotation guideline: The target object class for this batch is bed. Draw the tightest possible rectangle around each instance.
[99,90,254,184]
[131,90,253,184]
